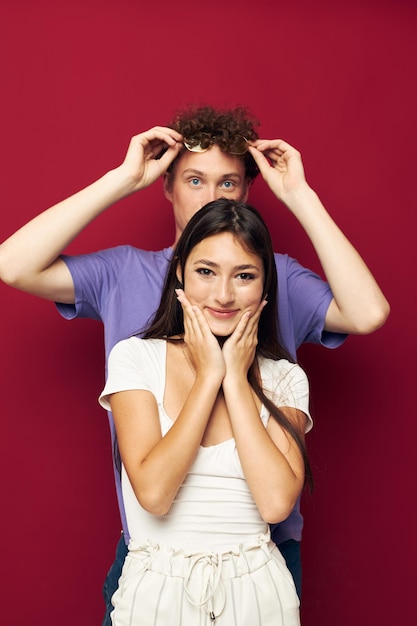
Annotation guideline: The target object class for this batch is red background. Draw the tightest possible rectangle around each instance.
[1,1,416,624]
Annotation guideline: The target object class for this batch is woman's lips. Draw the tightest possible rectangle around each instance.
[206,307,240,319]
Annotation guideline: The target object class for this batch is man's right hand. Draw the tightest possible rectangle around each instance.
[116,126,183,194]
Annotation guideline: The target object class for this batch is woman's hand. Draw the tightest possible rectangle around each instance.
[222,299,267,379]
[176,289,226,381]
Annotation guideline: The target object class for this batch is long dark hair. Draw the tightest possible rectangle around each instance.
[144,198,312,487]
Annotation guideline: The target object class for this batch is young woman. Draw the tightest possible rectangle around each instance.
[99,198,313,626]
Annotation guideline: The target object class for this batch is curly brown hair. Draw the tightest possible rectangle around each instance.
[166,104,260,181]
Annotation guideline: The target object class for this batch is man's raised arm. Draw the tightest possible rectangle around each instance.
[0,127,182,303]
[249,139,390,334]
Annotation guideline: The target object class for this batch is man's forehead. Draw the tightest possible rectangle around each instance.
[174,146,245,176]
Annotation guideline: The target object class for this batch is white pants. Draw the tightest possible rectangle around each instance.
[110,533,300,626]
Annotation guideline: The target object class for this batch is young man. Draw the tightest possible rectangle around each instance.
[0,105,389,623]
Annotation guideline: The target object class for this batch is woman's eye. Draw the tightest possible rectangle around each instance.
[196,268,212,276]
[190,178,201,186]
[238,273,255,281]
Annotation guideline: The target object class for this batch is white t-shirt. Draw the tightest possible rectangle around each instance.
[99,338,312,551]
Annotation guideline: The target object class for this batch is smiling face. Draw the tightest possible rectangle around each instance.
[164,146,249,245]
[180,231,264,337]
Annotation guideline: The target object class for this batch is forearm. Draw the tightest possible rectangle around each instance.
[0,167,135,290]
[283,184,390,333]
[128,376,221,515]
[223,377,303,524]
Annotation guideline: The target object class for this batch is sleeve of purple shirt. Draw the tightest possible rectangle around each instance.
[275,253,346,359]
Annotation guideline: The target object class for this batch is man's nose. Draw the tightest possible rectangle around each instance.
[203,186,223,205]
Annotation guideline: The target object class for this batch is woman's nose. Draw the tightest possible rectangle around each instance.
[215,279,234,305]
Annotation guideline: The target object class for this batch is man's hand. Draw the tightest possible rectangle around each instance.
[249,139,310,203]
[117,126,183,193]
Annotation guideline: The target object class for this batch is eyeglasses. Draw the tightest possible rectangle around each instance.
[183,132,250,155]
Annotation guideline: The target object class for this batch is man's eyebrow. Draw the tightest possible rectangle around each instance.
[181,168,242,179]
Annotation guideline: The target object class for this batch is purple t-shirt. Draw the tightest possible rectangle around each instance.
[57,244,346,544]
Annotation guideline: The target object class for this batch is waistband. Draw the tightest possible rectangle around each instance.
[127,532,276,622]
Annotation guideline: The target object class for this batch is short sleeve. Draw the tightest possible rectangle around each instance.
[56,249,122,321]
[99,338,153,410]
[276,254,347,353]
[261,359,312,433]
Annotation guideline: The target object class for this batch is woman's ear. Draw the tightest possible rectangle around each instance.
[175,263,183,287]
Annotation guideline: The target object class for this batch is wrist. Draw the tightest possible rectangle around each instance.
[222,370,248,389]
[105,165,142,198]
[192,371,224,395]
[281,181,317,209]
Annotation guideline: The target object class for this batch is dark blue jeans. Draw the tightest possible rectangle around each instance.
[101,534,301,626]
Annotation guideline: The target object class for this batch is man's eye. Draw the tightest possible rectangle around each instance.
[222,181,234,189]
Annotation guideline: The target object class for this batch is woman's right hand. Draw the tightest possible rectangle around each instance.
[116,126,183,193]
[176,289,226,382]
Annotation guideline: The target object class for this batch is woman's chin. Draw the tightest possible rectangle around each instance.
[209,322,238,338]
